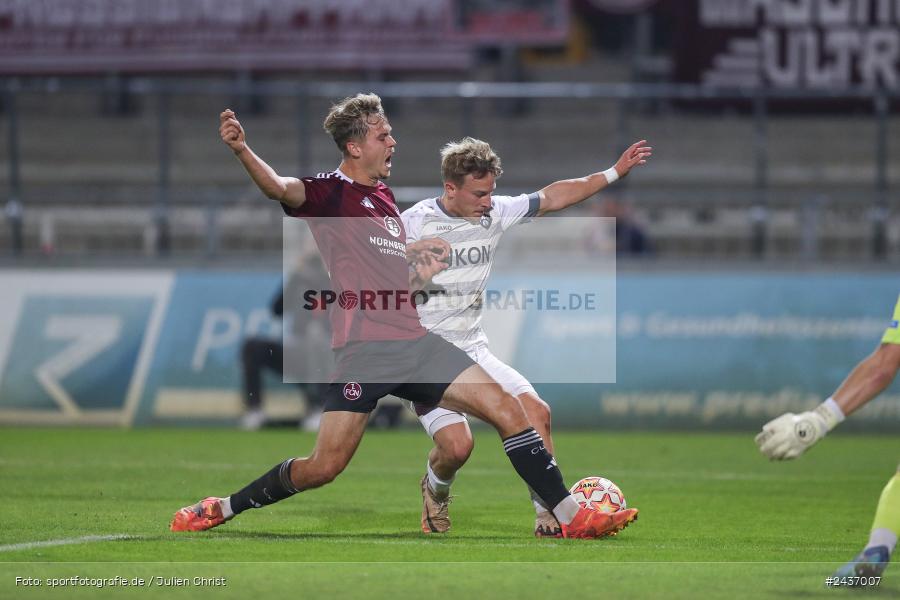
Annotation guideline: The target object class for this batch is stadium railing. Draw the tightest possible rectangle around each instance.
[0,78,896,263]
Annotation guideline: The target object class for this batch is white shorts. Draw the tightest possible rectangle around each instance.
[406,344,537,438]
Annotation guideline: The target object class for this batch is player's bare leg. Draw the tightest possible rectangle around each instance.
[171,411,367,532]
[439,365,531,436]
[422,388,561,535]
[430,422,474,482]
[520,393,553,453]
[421,421,473,533]
[286,411,368,491]
[439,365,637,538]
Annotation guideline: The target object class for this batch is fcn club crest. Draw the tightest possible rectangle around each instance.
[343,381,362,401]
[383,216,401,237]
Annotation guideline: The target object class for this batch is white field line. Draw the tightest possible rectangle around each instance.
[0,457,885,484]
[0,534,135,553]
[208,536,848,555]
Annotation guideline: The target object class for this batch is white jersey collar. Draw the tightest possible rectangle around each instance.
[334,168,353,183]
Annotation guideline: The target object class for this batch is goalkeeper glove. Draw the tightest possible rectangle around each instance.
[755,400,844,460]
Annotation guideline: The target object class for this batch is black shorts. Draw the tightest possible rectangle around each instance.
[323,331,475,413]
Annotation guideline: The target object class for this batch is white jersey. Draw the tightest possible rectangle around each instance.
[401,193,540,352]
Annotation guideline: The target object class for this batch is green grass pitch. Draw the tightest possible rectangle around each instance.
[1,427,898,599]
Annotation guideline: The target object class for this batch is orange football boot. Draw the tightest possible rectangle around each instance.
[170,497,229,532]
[561,505,638,539]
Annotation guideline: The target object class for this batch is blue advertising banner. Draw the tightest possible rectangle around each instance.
[0,270,896,430]
[538,273,899,430]
[0,271,173,426]
[134,272,283,424]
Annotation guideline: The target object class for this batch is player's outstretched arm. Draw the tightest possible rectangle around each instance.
[756,343,900,460]
[219,109,307,209]
[829,343,900,417]
[536,139,651,216]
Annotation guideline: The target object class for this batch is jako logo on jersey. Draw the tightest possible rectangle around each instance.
[343,382,362,401]
[446,244,492,268]
[361,197,375,209]
[384,216,401,237]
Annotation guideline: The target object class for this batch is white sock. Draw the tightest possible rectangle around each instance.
[551,496,581,525]
[220,497,235,520]
[427,462,454,499]
[866,528,898,553]
[529,487,551,515]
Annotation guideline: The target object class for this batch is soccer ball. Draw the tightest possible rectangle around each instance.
[569,477,626,513]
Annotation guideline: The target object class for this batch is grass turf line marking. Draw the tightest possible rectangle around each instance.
[0,535,135,553]
[0,458,887,484]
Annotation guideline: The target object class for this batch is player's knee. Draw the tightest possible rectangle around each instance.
[442,435,473,468]
[434,424,474,468]
[318,458,348,485]
[531,397,552,429]
[494,391,529,426]
[293,455,348,488]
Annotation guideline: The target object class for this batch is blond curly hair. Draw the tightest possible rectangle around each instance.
[323,93,386,155]
[440,137,503,187]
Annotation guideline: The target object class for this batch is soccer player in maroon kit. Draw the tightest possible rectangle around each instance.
[170,94,637,538]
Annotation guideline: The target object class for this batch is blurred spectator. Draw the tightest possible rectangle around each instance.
[585,193,652,256]
[240,252,331,431]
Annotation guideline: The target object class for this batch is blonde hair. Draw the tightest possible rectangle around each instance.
[323,93,385,155]
[440,137,503,187]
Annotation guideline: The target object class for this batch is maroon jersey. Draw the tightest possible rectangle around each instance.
[283,169,426,348]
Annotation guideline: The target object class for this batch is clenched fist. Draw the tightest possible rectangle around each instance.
[755,411,828,460]
[408,237,451,289]
[219,109,246,154]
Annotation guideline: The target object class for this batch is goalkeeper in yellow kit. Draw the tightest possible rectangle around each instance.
[756,296,900,583]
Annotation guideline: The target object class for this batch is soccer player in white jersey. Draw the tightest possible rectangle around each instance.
[401,137,651,536]
[756,296,900,584]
